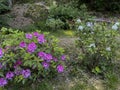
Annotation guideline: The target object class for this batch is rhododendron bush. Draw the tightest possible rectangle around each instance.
[0,27,66,87]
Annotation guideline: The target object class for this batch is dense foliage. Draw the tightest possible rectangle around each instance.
[48,5,80,30]
[0,15,9,29]
[0,27,66,87]
[76,20,120,75]
[71,0,120,12]
[0,0,10,14]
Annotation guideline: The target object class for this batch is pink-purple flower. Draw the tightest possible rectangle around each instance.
[19,41,27,48]
[45,54,52,62]
[14,60,22,68]
[14,68,22,75]
[0,48,3,58]
[27,42,37,53]
[26,34,33,39]
[6,71,14,80]
[42,62,49,69]
[33,32,39,37]
[37,34,46,44]
[22,69,31,78]
[61,55,66,61]
[53,57,58,62]
[38,51,46,60]
[38,52,52,62]
[0,78,7,87]
[57,65,64,73]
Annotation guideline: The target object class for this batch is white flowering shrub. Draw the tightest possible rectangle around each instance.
[112,22,120,30]
[76,20,120,75]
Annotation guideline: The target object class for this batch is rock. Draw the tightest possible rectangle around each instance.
[8,2,49,29]
[25,3,49,21]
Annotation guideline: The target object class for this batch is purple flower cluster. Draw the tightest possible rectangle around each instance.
[27,42,37,53]
[33,32,40,37]
[26,34,33,39]
[14,68,22,75]
[22,69,31,78]
[53,57,58,62]
[0,78,7,87]
[37,34,46,44]
[42,62,49,69]
[19,41,26,48]
[22,33,46,54]
[61,55,66,61]
[26,33,46,44]
[38,52,52,62]
[57,65,64,73]
[0,68,31,87]
[6,71,14,80]
[38,52,65,71]
[14,60,22,68]
[38,51,45,58]
[0,48,3,58]
[45,54,52,61]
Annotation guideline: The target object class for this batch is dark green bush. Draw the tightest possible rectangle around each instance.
[49,5,79,21]
[0,15,11,28]
[71,0,120,12]
[88,0,120,12]
[0,0,10,14]
[46,18,65,31]
[49,5,80,29]
[17,0,34,3]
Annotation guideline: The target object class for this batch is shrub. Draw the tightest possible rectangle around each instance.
[46,18,64,31]
[76,20,120,75]
[0,15,9,28]
[49,5,79,20]
[48,5,80,29]
[17,0,34,3]
[21,24,38,33]
[0,0,10,14]
[0,27,66,87]
[71,0,120,12]
[89,0,120,12]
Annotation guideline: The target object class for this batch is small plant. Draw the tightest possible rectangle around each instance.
[46,18,64,31]
[0,27,66,87]
[0,15,10,28]
[105,72,119,90]
[76,20,120,75]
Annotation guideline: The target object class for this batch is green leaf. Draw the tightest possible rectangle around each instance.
[0,72,4,77]
[95,66,101,73]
